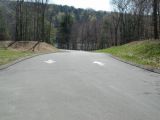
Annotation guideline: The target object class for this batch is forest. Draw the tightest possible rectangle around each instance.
[0,0,159,50]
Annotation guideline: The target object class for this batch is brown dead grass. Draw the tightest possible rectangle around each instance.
[0,41,58,53]
[127,39,160,45]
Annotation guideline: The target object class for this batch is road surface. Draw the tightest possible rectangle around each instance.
[0,50,160,120]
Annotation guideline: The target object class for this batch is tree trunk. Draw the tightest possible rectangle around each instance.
[153,0,159,39]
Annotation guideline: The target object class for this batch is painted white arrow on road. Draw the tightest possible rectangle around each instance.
[93,61,104,66]
[44,60,56,64]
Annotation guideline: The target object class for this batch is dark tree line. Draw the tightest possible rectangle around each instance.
[109,0,159,45]
[15,0,50,43]
[153,0,159,39]
[0,8,10,40]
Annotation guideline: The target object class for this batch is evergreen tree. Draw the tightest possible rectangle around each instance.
[57,13,73,49]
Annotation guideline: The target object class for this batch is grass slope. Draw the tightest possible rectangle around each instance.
[0,41,58,66]
[97,40,160,69]
[0,48,32,65]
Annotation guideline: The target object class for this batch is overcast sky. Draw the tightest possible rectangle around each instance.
[49,0,112,11]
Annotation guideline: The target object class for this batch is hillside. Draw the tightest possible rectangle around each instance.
[0,41,58,52]
[0,41,58,65]
[0,0,111,50]
[0,0,109,41]
[0,0,159,51]
[97,40,160,69]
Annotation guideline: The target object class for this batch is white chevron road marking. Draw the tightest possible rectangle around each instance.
[44,60,56,64]
[93,61,104,66]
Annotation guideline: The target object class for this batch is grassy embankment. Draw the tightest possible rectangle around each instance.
[0,48,32,65]
[0,41,58,66]
[97,40,160,69]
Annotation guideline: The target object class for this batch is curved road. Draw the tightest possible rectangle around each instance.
[0,50,160,120]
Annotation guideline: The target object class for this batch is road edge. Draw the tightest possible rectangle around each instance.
[109,54,160,74]
[0,52,58,70]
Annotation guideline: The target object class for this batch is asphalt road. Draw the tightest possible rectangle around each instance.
[0,50,160,120]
